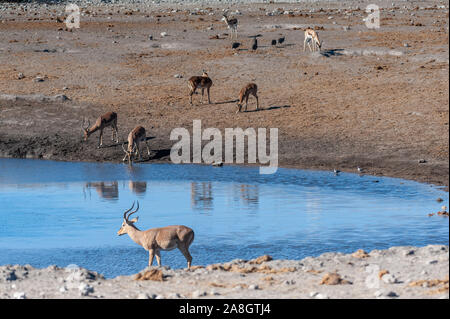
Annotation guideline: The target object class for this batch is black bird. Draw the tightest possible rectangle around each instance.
[278,36,285,44]
[252,38,258,51]
[271,39,277,46]
[232,42,241,49]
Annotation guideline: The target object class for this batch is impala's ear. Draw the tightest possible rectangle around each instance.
[129,217,139,223]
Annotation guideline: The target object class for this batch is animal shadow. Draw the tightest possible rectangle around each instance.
[214,99,239,105]
[243,105,291,113]
[320,49,344,58]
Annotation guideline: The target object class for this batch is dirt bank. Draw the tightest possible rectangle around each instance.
[0,1,448,188]
[1,245,448,299]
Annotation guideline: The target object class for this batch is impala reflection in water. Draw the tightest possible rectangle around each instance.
[0,158,448,278]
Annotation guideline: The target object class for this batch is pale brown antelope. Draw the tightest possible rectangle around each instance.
[82,111,119,148]
[303,28,322,52]
[221,13,238,39]
[122,126,151,164]
[236,83,259,113]
[117,201,195,268]
[188,70,213,105]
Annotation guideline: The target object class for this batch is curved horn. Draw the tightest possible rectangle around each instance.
[127,200,140,220]
[123,201,135,220]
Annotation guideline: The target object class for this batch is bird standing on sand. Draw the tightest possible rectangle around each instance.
[357,166,364,173]
[252,37,258,51]
[334,169,341,175]
[278,36,285,45]
[232,42,241,49]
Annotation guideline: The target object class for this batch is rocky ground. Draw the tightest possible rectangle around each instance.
[0,245,448,299]
[0,0,448,188]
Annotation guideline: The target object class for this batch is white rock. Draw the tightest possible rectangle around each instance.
[248,284,259,290]
[160,32,167,37]
[13,292,26,299]
[137,293,156,299]
[59,286,67,293]
[192,290,207,298]
[382,273,398,284]
[167,292,181,298]
[315,293,329,299]
[374,290,384,298]
[78,283,94,296]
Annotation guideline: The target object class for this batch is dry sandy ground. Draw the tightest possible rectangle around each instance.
[1,245,448,299]
[0,0,448,188]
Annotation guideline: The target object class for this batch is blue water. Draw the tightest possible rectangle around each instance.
[0,158,448,278]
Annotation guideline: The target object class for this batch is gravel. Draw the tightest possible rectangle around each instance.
[0,245,448,299]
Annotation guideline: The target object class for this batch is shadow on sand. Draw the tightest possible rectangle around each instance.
[319,48,344,58]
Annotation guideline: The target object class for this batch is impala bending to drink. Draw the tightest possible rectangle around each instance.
[122,126,151,164]
[82,111,119,148]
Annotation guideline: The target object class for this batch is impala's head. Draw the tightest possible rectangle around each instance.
[317,39,322,50]
[117,201,140,236]
[81,118,91,141]
[121,142,133,165]
[201,70,208,77]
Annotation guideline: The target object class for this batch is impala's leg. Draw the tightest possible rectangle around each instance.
[303,38,307,52]
[254,93,259,110]
[148,249,155,267]
[144,140,150,156]
[307,41,313,52]
[155,250,161,267]
[136,142,142,160]
[114,124,119,143]
[245,95,249,112]
[207,87,211,104]
[201,88,204,104]
[178,245,192,269]
[189,88,196,105]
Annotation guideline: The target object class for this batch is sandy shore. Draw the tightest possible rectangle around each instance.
[0,0,448,188]
[0,245,448,299]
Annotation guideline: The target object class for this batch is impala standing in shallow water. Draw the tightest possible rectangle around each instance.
[82,111,119,148]
[117,201,195,268]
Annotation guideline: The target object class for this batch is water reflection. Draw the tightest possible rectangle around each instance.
[85,182,119,201]
[233,184,259,208]
[191,182,213,211]
[128,181,147,196]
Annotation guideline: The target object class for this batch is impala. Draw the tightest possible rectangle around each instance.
[236,83,259,113]
[117,201,195,268]
[221,13,238,39]
[82,111,119,148]
[188,70,213,105]
[122,126,151,164]
[303,28,322,52]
